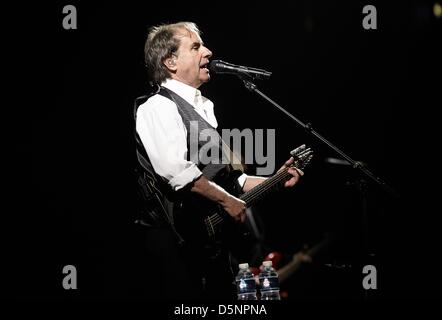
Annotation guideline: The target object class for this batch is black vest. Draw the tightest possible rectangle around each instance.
[133,86,235,233]
[158,87,232,181]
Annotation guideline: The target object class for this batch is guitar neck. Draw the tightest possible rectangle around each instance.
[277,257,303,284]
[278,238,332,284]
[204,168,292,237]
[204,145,312,237]
[240,168,291,207]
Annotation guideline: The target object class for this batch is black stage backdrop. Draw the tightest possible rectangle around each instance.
[10,0,441,300]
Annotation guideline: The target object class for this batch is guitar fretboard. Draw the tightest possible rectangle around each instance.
[205,168,292,235]
[240,168,291,207]
[204,145,312,237]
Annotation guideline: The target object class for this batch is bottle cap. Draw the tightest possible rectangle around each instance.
[239,263,249,269]
[263,261,273,267]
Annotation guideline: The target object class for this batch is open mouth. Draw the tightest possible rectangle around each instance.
[200,62,209,71]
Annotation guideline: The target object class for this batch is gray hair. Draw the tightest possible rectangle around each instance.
[144,22,201,85]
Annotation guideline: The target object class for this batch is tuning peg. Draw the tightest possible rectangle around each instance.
[297,150,313,161]
[296,154,314,170]
[303,155,314,169]
[290,144,306,157]
[298,148,313,157]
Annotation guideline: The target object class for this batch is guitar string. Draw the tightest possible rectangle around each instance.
[206,169,291,228]
[242,154,312,204]
[240,169,287,204]
[206,156,312,228]
[241,170,290,204]
[207,214,223,226]
[205,216,216,235]
[240,154,310,204]
[207,169,292,228]
[206,213,222,225]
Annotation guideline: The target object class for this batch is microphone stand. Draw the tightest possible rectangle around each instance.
[238,73,399,300]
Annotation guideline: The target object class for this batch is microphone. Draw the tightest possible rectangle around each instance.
[208,60,272,80]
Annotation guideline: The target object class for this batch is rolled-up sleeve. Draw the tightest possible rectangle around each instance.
[136,95,202,191]
[237,173,248,189]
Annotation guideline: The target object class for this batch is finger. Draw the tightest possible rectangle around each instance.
[285,174,301,187]
[293,167,304,176]
[287,168,302,178]
[284,157,294,166]
[285,179,296,188]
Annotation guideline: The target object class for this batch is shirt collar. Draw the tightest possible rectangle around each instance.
[162,79,201,107]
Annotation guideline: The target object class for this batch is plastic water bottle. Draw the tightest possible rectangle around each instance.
[235,263,258,300]
[259,261,281,300]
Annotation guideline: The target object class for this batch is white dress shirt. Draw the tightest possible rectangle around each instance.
[136,79,246,191]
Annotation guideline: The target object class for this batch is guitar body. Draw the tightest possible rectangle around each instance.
[173,169,252,257]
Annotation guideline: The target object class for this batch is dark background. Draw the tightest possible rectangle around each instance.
[10,0,441,300]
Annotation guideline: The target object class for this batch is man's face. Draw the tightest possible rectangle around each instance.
[168,29,212,88]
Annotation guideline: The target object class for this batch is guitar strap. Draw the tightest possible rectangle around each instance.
[158,87,245,175]
[220,139,244,173]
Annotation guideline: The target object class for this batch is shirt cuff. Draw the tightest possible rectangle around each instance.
[237,173,248,190]
[168,163,203,191]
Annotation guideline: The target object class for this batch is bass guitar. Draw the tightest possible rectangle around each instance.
[175,144,314,253]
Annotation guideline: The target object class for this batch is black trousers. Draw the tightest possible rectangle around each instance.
[143,227,236,300]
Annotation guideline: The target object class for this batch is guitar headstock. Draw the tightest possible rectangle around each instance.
[290,144,314,171]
